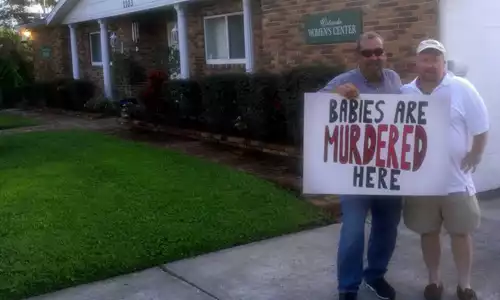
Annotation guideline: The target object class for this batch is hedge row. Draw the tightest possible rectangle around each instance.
[0,65,345,146]
[0,78,96,111]
[133,65,345,145]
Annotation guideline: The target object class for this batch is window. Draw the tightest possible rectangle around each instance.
[89,32,113,66]
[89,32,102,66]
[204,13,246,64]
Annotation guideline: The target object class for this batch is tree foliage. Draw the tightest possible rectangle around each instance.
[0,0,56,27]
[12,0,57,14]
[0,27,33,88]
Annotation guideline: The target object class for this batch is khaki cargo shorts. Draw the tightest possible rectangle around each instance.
[403,192,481,235]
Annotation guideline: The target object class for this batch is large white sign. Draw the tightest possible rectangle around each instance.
[302,93,451,196]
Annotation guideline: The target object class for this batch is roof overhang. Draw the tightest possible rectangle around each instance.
[45,0,79,25]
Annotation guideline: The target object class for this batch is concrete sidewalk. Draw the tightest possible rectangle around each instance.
[29,199,500,300]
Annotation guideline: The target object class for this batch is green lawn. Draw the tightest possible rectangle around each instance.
[0,130,331,299]
[0,111,38,130]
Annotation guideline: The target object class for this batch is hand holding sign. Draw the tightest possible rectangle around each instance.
[334,83,360,99]
[302,92,451,196]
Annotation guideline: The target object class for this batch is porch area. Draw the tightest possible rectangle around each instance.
[34,0,258,100]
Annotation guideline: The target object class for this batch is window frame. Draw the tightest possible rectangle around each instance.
[89,31,103,66]
[203,12,246,65]
[89,31,113,67]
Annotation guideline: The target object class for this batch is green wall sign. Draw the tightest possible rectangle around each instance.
[40,46,51,58]
[304,9,363,45]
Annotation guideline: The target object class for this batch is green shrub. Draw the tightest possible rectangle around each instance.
[164,73,288,141]
[199,73,243,135]
[132,64,346,146]
[84,95,120,116]
[0,58,24,88]
[61,79,96,111]
[26,81,59,107]
[234,72,286,141]
[0,81,52,109]
[0,79,96,111]
[0,57,25,108]
[0,28,33,88]
[0,86,22,108]
[164,78,203,128]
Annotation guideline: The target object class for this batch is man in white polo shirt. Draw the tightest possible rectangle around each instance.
[402,39,489,300]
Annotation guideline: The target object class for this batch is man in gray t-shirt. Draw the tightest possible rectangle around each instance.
[320,32,402,300]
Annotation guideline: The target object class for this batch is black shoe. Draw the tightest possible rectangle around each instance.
[424,283,443,300]
[339,292,357,300]
[365,277,396,300]
[457,286,478,300]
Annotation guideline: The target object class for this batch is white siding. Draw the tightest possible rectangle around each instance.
[440,0,500,192]
[62,0,185,24]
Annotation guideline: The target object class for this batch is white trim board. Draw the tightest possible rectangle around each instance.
[47,0,191,25]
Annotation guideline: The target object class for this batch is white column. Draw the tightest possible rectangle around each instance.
[175,4,190,79]
[68,24,80,79]
[98,19,112,99]
[242,0,254,73]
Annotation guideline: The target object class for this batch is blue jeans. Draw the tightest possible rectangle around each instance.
[337,195,402,293]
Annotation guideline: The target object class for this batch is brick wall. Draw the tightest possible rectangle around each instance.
[31,0,438,86]
[32,26,71,80]
[183,0,437,80]
[259,0,438,81]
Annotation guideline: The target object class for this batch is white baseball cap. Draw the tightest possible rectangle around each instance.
[416,39,446,54]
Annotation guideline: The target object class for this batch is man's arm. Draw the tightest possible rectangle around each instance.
[318,73,360,99]
[462,132,488,173]
[470,133,488,157]
[318,76,343,93]
[460,78,489,172]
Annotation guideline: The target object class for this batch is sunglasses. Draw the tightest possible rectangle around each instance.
[360,48,384,58]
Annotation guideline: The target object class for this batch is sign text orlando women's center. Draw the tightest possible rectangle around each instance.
[302,93,450,196]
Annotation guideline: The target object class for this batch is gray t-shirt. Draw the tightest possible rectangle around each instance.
[319,68,403,94]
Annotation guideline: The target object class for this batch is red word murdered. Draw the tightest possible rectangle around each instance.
[323,124,427,171]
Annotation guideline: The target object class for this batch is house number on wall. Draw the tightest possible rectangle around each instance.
[123,0,133,8]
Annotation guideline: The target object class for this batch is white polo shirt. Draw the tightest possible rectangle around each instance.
[400,73,490,195]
